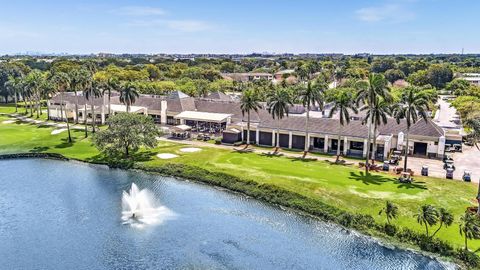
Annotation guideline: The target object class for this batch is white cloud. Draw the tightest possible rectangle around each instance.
[355,4,415,23]
[112,6,165,16]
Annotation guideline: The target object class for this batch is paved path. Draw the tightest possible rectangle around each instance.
[434,96,462,131]
[2,113,90,131]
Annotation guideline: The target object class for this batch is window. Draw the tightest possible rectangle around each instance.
[350,141,364,150]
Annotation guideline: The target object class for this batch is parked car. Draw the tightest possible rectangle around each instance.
[443,155,453,163]
[463,170,472,182]
[421,165,429,176]
[389,155,400,165]
[446,168,454,179]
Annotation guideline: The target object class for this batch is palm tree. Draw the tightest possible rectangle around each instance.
[432,208,454,237]
[120,82,139,113]
[52,72,73,143]
[25,70,45,118]
[267,86,293,153]
[356,73,390,173]
[70,69,90,124]
[298,81,325,157]
[392,87,429,171]
[104,77,118,117]
[361,96,391,163]
[378,201,398,224]
[464,116,480,150]
[328,88,357,162]
[85,81,102,133]
[459,212,480,251]
[5,75,22,112]
[240,88,262,148]
[415,204,439,237]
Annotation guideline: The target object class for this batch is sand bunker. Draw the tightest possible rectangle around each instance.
[179,147,202,153]
[51,128,67,135]
[156,153,179,159]
[2,120,15,124]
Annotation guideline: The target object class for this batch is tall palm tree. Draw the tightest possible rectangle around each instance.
[392,87,429,171]
[328,88,357,162]
[298,80,325,157]
[5,75,22,112]
[267,86,293,153]
[432,208,454,237]
[464,115,480,150]
[415,204,439,237]
[104,77,118,117]
[459,212,480,251]
[25,70,45,118]
[120,82,139,113]
[85,81,102,133]
[356,73,390,173]
[240,88,262,148]
[378,201,398,225]
[52,72,73,143]
[361,96,391,163]
[82,75,94,138]
[70,69,90,124]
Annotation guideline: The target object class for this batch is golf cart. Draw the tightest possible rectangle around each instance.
[454,144,462,152]
[463,170,472,182]
[399,172,413,183]
[446,168,454,179]
[389,155,400,165]
[443,160,455,170]
[382,161,390,171]
[393,150,402,160]
[443,154,453,163]
[421,165,429,176]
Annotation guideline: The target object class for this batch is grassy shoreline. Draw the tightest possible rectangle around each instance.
[0,109,478,268]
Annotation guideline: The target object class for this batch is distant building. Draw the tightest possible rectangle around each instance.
[48,90,446,160]
[459,73,480,86]
[221,72,273,82]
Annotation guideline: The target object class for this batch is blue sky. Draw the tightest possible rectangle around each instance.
[0,0,478,54]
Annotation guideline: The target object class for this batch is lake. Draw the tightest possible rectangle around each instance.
[0,159,453,269]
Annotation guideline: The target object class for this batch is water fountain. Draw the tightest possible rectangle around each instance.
[121,183,175,228]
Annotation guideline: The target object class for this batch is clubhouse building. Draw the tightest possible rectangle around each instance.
[48,90,446,160]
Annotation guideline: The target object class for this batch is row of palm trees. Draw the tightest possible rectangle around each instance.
[5,66,140,143]
[380,201,480,251]
[240,73,431,173]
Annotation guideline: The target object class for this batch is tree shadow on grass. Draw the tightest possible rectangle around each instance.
[349,171,391,186]
[54,138,75,149]
[36,125,51,129]
[289,156,318,162]
[396,181,428,190]
[29,146,50,153]
[259,152,284,158]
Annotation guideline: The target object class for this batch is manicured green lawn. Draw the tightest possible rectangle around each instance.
[0,111,478,251]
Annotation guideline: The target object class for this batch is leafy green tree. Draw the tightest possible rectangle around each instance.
[446,79,470,94]
[240,88,262,148]
[120,82,139,113]
[459,212,480,251]
[384,69,405,84]
[371,59,395,73]
[378,201,399,224]
[93,113,160,157]
[464,115,480,149]
[392,87,429,171]
[298,80,325,157]
[415,205,439,237]
[267,86,293,152]
[426,64,453,89]
[432,208,454,237]
[328,88,357,162]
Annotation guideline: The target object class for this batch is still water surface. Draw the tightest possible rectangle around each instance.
[0,159,454,269]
